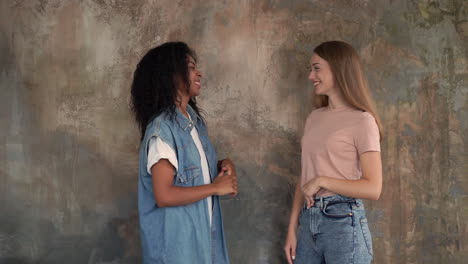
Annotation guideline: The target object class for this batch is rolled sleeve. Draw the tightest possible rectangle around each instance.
[147,137,178,175]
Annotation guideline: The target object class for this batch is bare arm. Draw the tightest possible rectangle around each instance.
[303,151,382,201]
[287,182,305,234]
[151,159,237,207]
[284,182,305,264]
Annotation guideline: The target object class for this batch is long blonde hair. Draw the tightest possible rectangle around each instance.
[313,41,383,140]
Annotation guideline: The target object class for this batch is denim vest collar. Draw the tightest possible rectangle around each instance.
[175,104,201,132]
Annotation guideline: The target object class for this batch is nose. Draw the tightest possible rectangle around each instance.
[308,70,315,81]
[197,70,203,77]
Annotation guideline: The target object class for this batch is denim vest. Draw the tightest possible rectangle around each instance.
[138,105,230,264]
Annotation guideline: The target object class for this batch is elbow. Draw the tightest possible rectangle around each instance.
[367,180,382,200]
[369,189,382,201]
[157,201,169,208]
[154,195,171,208]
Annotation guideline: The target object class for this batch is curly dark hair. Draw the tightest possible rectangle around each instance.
[130,42,203,140]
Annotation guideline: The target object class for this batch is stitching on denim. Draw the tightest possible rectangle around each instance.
[360,217,373,257]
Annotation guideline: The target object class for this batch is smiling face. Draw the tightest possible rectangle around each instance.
[308,53,336,96]
[186,56,202,97]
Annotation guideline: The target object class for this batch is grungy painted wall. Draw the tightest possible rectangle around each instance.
[1,0,467,263]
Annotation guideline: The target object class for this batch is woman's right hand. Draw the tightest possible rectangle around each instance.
[212,168,238,196]
[284,231,297,264]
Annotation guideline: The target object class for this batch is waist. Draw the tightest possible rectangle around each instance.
[306,195,363,209]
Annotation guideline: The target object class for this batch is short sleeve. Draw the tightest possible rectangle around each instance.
[355,114,381,155]
[147,137,178,175]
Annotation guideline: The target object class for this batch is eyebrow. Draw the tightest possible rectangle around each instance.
[312,63,320,66]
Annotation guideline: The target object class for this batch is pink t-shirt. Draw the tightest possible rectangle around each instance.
[301,106,381,197]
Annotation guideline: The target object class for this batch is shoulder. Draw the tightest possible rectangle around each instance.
[145,112,176,138]
[357,111,377,125]
[306,107,326,119]
[353,111,380,137]
[351,110,373,120]
[303,107,326,127]
[311,107,327,114]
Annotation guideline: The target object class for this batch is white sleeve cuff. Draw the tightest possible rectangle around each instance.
[147,137,178,175]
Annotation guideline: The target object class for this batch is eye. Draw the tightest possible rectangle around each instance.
[188,66,196,70]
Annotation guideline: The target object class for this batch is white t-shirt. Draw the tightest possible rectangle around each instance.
[147,116,213,225]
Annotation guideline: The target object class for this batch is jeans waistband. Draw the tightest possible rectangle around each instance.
[304,195,361,209]
[303,195,364,221]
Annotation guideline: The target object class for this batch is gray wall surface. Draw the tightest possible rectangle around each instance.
[1,0,467,263]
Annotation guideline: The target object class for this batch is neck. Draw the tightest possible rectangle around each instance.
[327,92,348,109]
[176,94,190,118]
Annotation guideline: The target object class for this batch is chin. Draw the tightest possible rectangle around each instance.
[314,89,324,95]
[314,87,329,96]
[189,88,201,97]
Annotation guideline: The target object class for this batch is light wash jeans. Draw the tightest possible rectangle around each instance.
[295,195,373,264]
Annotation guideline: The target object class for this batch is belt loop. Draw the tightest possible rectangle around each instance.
[320,196,324,210]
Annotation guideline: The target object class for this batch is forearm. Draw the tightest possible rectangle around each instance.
[319,177,381,200]
[156,184,217,207]
[288,182,305,234]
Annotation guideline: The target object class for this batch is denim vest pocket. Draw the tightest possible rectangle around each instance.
[176,166,201,185]
[359,217,373,256]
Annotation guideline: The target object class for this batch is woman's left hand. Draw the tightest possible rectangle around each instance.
[218,159,238,196]
[302,177,323,208]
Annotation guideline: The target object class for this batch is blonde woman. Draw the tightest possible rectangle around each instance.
[284,41,383,264]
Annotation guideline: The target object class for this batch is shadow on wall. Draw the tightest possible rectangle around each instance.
[1,83,141,263]
[0,180,141,264]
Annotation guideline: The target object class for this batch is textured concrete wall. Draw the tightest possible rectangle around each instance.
[1,0,467,263]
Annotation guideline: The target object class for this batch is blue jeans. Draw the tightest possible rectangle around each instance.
[295,195,373,264]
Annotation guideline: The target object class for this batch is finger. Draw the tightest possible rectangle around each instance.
[232,177,238,185]
[306,197,312,209]
[284,247,292,264]
[230,186,238,196]
[217,170,225,177]
[222,166,232,175]
[222,158,232,166]
[289,247,295,264]
[291,243,296,261]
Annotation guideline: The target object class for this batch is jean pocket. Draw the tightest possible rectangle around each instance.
[176,166,201,185]
[359,217,373,256]
[322,202,353,219]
